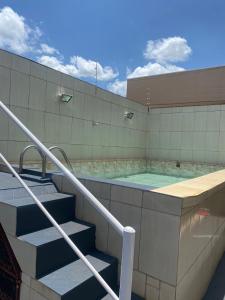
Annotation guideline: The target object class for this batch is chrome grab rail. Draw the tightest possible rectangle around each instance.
[48,146,74,174]
[19,145,74,177]
[19,145,47,178]
[0,101,135,300]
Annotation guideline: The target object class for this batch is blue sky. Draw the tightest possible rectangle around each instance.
[0,0,224,95]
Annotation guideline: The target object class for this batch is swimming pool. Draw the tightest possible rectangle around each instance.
[113,172,191,188]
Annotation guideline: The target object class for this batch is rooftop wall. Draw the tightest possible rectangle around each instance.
[0,49,147,163]
[146,104,225,164]
[127,66,225,107]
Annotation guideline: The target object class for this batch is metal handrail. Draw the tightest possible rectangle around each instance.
[0,101,135,300]
[48,146,74,174]
[19,145,46,178]
[0,153,119,300]
[19,144,74,177]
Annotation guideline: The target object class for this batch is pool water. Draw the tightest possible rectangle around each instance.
[114,173,191,188]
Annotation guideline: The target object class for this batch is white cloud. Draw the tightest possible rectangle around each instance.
[40,43,59,55]
[38,55,118,81]
[144,36,192,63]
[37,55,76,74]
[107,80,127,96]
[0,6,41,54]
[70,56,118,81]
[127,62,184,79]
[124,36,191,81]
[107,36,192,96]
[0,7,192,94]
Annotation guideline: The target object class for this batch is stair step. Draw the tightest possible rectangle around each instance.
[35,251,117,300]
[17,220,95,278]
[0,192,75,236]
[20,173,52,183]
[0,182,57,201]
[16,192,76,235]
[102,292,144,300]
[22,168,52,178]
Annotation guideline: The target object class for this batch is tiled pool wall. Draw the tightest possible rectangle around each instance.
[52,169,225,300]
[0,49,147,163]
[70,159,224,179]
[64,158,147,178]
[17,158,225,184]
[146,160,224,178]
[146,104,225,164]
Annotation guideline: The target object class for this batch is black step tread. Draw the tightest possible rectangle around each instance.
[22,168,52,177]
[1,192,72,207]
[19,220,94,246]
[38,251,117,297]
[102,291,144,300]
[20,174,51,183]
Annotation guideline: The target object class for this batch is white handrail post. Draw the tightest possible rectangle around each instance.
[119,226,135,300]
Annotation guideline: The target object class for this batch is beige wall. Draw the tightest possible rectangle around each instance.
[0,49,147,163]
[127,66,225,107]
[146,104,225,164]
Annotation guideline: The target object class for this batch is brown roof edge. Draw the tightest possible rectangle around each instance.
[127,64,225,81]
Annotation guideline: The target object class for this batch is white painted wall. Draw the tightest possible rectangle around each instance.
[0,50,147,162]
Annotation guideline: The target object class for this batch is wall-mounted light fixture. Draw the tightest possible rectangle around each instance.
[124,112,134,119]
[60,94,73,103]
[92,121,99,126]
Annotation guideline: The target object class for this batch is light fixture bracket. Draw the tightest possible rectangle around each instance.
[124,112,134,119]
[61,94,73,103]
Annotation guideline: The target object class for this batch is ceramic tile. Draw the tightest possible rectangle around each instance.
[10,71,29,108]
[139,209,180,285]
[108,201,142,269]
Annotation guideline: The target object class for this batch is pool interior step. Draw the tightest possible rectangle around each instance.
[0,169,142,299]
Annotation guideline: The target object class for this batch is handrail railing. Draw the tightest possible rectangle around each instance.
[0,101,135,300]
[48,146,74,174]
[0,153,119,300]
[19,144,46,178]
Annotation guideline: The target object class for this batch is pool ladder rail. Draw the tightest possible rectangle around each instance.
[19,144,74,177]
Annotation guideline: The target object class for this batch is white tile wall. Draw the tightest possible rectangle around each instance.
[5,49,225,166]
[10,71,29,108]
[147,105,225,164]
[0,50,147,161]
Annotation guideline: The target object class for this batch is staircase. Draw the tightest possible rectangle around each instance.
[0,170,142,300]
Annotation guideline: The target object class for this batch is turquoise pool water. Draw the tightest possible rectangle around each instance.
[114,173,190,188]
